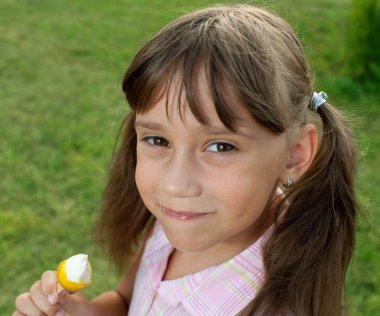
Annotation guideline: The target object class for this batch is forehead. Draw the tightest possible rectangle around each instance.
[135,86,288,148]
[137,80,274,144]
[140,67,252,129]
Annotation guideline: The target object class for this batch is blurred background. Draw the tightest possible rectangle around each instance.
[1,0,379,314]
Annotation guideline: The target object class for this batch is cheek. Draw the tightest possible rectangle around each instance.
[222,179,270,213]
[214,162,280,215]
[135,161,162,218]
[135,157,156,202]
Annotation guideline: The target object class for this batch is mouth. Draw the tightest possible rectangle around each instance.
[159,206,211,221]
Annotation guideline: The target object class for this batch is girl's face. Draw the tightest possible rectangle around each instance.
[135,72,290,260]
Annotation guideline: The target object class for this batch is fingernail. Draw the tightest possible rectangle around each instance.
[55,309,64,316]
[48,294,58,304]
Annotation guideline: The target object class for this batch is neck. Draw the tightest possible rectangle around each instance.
[163,217,272,281]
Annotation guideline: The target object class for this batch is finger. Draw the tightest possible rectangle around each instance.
[40,270,59,303]
[15,292,45,316]
[29,280,59,315]
[12,311,27,316]
[58,290,91,316]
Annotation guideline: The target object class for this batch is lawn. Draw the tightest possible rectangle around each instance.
[1,0,379,314]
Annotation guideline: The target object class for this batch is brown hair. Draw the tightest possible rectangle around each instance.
[95,4,357,315]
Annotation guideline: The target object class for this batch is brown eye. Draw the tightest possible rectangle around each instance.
[207,142,235,152]
[146,136,169,147]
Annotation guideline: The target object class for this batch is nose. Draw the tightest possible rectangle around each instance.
[162,150,202,198]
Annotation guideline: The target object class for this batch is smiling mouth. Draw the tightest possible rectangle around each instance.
[160,207,210,221]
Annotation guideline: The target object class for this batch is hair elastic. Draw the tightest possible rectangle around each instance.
[309,91,328,112]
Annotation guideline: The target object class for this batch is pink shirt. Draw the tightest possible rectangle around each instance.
[128,221,271,315]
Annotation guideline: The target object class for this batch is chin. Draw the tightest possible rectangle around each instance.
[164,229,212,253]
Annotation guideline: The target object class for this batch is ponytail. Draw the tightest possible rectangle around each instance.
[247,103,358,316]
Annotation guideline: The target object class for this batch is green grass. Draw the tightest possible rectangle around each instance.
[1,0,379,314]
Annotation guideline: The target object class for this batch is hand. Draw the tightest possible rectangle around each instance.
[13,270,93,316]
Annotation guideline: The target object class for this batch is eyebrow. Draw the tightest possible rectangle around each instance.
[134,121,165,132]
[134,120,251,138]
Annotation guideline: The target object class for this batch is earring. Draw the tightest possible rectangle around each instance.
[284,177,294,188]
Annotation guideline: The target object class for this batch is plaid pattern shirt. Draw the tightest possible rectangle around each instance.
[128,221,271,316]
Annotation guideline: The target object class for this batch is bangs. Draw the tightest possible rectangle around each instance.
[122,5,288,133]
[122,44,240,132]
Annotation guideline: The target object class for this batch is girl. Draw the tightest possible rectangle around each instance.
[14,4,357,316]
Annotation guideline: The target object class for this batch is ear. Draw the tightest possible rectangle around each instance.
[280,124,319,184]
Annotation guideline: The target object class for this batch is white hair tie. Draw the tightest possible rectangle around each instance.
[309,91,328,112]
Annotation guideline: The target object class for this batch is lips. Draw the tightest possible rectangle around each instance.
[160,206,210,221]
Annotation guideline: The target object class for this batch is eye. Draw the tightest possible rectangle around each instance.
[206,142,236,153]
[143,136,169,147]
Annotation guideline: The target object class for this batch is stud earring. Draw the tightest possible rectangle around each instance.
[284,177,294,188]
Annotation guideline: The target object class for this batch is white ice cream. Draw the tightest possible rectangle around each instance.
[65,254,91,283]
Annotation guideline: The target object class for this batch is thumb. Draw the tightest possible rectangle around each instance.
[58,290,92,316]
